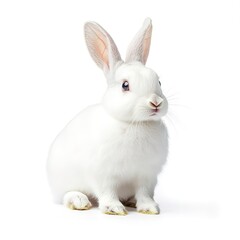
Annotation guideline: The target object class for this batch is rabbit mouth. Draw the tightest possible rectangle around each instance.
[150,109,159,116]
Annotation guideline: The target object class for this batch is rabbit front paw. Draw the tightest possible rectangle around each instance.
[137,202,160,215]
[100,203,128,216]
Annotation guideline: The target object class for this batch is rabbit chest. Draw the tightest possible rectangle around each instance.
[91,120,168,189]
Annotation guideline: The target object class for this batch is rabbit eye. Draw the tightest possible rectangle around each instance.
[159,81,161,86]
[122,81,129,91]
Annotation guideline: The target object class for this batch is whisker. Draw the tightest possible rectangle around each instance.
[167,97,181,102]
[168,103,189,109]
[163,114,177,134]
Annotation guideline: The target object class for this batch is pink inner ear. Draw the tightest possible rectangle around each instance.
[86,24,110,69]
[142,25,152,64]
[93,30,109,68]
[85,22,122,71]
[125,19,152,65]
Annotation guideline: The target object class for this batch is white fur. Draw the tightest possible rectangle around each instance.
[47,18,168,215]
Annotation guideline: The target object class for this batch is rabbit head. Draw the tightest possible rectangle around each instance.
[84,18,168,122]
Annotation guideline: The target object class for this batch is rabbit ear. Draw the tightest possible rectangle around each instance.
[84,22,122,73]
[125,18,152,65]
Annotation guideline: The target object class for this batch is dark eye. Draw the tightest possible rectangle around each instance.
[122,81,129,91]
[159,81,161,86]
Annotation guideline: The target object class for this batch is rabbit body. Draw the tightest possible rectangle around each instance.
[48,104,168,203]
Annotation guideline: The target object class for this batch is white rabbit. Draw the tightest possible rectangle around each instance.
[47,18,168,215]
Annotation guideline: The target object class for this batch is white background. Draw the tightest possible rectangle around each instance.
[0,0,240,239]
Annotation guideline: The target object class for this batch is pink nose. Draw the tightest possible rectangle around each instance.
[150,101,161,108]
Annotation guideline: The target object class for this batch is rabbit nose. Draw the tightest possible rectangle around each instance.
[150,101,161,108]
[149,96,163,108]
